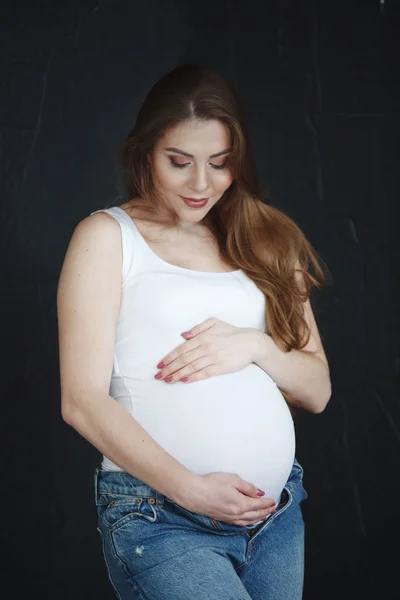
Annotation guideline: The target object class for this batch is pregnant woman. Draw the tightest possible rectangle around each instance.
[57,64,331,599]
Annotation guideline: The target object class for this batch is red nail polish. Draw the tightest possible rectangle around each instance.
[157,362,165,369]
[164,375,173,382]
[256,489,265,496]
[154,372,163,379]
[181,377,188,382]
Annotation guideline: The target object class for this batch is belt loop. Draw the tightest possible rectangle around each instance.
[155,489,164,508]
[94,468,99,506]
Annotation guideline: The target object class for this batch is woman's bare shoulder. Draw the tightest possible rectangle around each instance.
[60,212,123,276]
[74,209,122,238]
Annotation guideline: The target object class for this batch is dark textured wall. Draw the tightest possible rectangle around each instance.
[1,1,398,598]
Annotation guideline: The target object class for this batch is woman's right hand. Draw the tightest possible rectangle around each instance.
[178,471,277,526]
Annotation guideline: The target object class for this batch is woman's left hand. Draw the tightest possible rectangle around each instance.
[154,318,260,384]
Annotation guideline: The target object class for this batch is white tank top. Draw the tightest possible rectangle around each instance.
[90,206,295,507]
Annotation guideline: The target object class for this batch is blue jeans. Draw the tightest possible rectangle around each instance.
[94,457,308,599]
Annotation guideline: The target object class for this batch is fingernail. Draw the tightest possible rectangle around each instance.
[154,372,163,379]
[157,362,165,369]
[181,331,191,337]
[256,489,265,496]
[164,375,173,382]
[181,377,189,382]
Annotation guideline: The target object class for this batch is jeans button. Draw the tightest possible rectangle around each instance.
[149,497,156,504]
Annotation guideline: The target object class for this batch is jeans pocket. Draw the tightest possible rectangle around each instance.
[100,493,158,532]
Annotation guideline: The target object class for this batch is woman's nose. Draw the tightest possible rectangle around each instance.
[188,166,210,193]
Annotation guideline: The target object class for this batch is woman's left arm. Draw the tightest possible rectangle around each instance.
[252,297,331,414]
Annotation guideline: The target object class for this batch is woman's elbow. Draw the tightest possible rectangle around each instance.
[61,393,81,425]
[311,380,332,414]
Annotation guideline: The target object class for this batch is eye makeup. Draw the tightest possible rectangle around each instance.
[168,158,228,170]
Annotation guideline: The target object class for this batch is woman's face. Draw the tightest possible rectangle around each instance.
[149,119,234,226]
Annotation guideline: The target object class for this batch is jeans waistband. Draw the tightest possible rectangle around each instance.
[94,468,166,507]
[94,456,303,510]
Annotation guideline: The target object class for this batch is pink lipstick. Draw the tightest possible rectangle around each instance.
[181,196,209,209]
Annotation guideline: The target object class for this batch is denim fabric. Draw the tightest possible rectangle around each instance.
[94,457,308,599]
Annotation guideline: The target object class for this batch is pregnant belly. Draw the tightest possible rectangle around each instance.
[110,365,296,506]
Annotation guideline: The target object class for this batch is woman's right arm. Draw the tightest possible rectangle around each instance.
[56,212,198,504]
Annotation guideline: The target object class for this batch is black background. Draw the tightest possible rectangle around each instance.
[1,1,399,598]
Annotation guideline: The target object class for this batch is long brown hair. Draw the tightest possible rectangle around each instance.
[119,64,326,414]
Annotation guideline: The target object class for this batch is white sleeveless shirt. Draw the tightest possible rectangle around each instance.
[90,206,295,506]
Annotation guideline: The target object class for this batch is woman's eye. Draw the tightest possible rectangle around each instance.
[170,159,189,169]
[169,159,227,170]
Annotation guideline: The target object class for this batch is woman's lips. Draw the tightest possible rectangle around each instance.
[181,196,209,208]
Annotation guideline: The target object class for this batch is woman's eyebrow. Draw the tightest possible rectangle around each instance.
[164,147,232,158]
